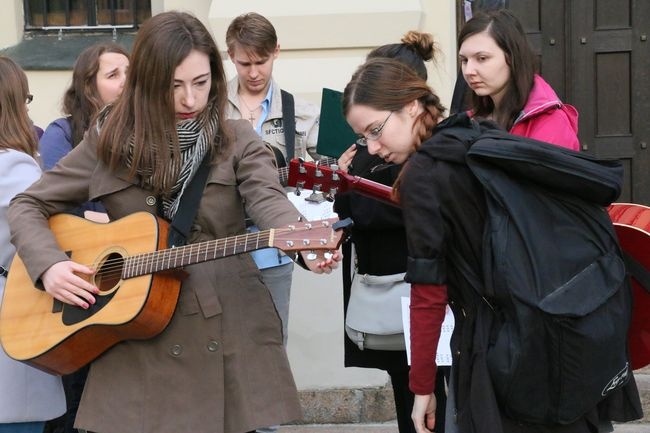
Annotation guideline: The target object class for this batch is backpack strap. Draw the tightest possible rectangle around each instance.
[623,251,650,293]
[447,248,495,312]
[281,89,296,163]
[0,265,8,278]
[167,153,211,248]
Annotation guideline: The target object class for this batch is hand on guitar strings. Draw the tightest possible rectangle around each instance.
[300,249,341,274]
[41,260,100,309]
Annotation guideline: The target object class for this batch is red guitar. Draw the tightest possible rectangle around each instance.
[286,158,397,205]
[608,203,650,370]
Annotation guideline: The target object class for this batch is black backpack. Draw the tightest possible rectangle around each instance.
[454,128,634,424]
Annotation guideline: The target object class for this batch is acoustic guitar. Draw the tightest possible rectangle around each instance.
[608,203,650,370]
[0,211,349,375]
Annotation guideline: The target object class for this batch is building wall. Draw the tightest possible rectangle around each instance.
[5,0,457,392]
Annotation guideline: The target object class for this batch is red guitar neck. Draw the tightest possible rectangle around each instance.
[338,171,396,205]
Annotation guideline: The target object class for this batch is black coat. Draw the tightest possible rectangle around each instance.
[399,113,641,433]
[333,147,410,371]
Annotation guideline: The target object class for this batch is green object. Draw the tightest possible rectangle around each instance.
[316,88,358,158]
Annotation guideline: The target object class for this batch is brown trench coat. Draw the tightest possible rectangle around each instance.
[8,120,303,433]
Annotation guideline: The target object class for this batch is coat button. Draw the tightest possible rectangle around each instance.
[207,340,219,352]
[170,344,183,356]
[146,196,156,206]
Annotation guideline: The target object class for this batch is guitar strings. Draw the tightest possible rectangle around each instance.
[84,231,276,277]
[72,225,334,279]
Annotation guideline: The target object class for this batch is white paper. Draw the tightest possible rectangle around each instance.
[401,297,455,366]
[286,189,337,221]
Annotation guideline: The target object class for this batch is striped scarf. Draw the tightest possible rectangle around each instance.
[158,113,217,219]
[97,105,219,220]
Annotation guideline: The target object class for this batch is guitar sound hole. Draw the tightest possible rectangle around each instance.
[95,252,124,292]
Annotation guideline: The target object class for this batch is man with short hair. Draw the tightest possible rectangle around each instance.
[224,16,320,433]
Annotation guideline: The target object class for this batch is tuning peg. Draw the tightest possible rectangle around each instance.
[294,181,305,196]
[306,190,326,204]
[306,251,317,261]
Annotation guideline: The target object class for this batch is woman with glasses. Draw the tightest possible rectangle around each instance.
[0,55,66,433]
[342,52,639,432]
[334,31,447,433]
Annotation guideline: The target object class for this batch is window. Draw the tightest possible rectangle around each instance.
[24,0,151,31]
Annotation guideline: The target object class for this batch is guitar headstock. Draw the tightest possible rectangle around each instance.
[272,217,352,253]
[287,159,349,197]
[287,158,397,206]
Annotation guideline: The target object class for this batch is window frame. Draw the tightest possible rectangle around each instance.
[23,0,150,33]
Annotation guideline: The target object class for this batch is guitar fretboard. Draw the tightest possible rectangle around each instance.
[123,230,274,278]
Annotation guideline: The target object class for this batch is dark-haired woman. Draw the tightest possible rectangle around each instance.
[342,57,640,433]
[458,9,580,150]
[336,30,448,433]
[9,11,338,433]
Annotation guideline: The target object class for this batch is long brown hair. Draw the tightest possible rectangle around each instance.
[63,42,129,146]
[458,9,537,130]
[97,11,230,195]
[0,56,38,157]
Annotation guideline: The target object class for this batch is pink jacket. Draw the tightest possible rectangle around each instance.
[509,74,580,151]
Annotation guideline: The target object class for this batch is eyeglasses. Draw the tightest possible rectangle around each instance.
[356,111,393,147]
[25,94,33,105]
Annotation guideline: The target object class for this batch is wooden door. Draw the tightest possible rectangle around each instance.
[569,0,650,203]
[506,0,650,204]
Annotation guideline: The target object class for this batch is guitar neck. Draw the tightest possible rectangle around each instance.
[123,230,273,278]
[339,172,396,205]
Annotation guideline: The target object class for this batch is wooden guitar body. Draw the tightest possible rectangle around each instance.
[0,212,181,375]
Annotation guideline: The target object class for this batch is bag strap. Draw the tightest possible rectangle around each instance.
[623,251,650,293]
[0,265,7,278]
[447,247,495,312]
[167,153,211,248]
[281,89,296,163]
